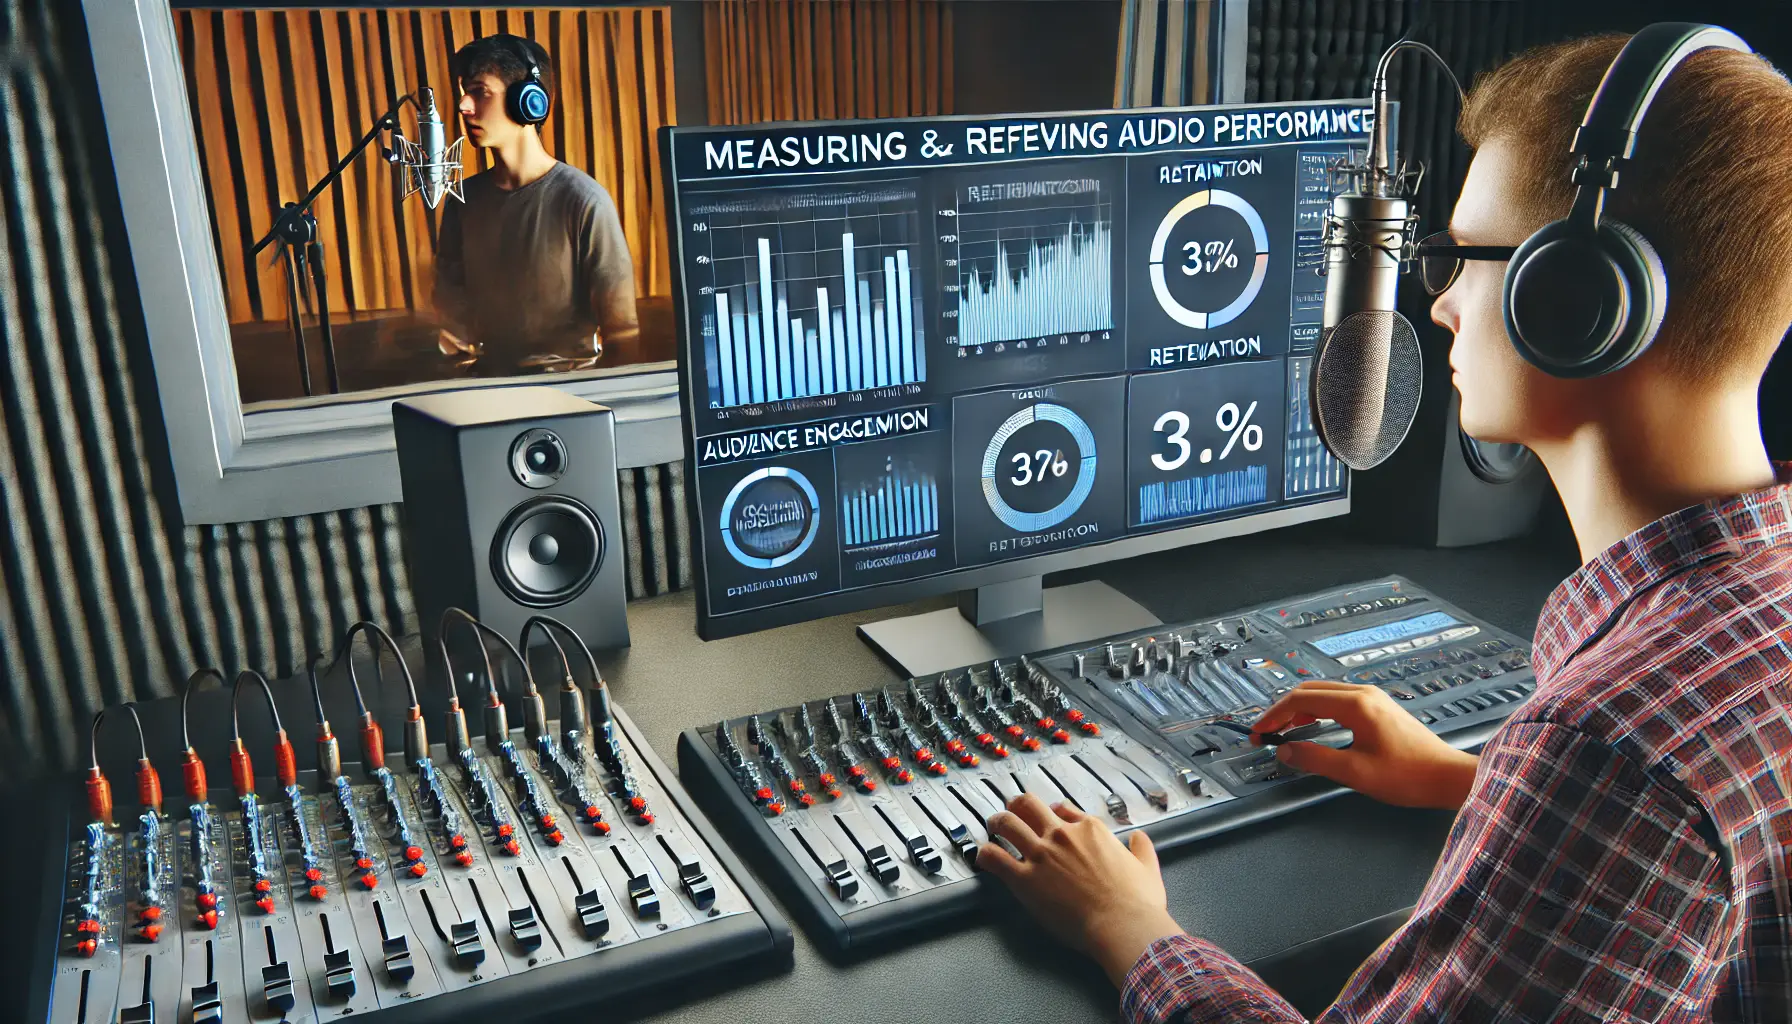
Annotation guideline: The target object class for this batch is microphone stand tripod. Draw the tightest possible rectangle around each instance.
[250,93,426,397]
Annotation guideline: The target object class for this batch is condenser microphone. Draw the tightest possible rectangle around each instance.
[1308,40,1460,472]
[394,87,465,209]
[418,87,448,200]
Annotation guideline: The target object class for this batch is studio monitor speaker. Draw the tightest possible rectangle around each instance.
[393,387,630,652]
[1354,388,1551,548]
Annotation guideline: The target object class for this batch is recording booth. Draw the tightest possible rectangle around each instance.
[6,1,1791,1023]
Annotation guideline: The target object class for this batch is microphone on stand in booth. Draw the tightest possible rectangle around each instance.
[393,86,465,210]
[1310,40,1464,471]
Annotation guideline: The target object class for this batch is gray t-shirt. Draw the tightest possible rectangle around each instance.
[433,161,639,373]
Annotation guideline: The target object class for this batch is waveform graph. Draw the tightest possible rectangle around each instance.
[1138,465,1269,524]
[685,180,927,412]
[1126,360,1285,529]
[941,161,1122,357]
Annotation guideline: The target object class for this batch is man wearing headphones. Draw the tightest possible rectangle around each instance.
[433,34,639,375]
[979,26,1792,1022]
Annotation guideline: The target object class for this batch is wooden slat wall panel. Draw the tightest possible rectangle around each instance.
[0,0,702,781]
[172,6,678,326]
[701,0,954,127]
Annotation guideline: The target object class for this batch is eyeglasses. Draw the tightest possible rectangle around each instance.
[1415,230,1517,296]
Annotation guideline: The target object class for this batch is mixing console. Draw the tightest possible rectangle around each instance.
[26,616,789,1024]
[678,576,1535,953]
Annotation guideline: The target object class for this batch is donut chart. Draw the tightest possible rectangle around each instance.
[719,467,822,569]
[980,403,1100,533]
[1148,188,1271,330]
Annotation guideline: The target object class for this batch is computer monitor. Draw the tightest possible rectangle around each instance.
[662,99,1378,675]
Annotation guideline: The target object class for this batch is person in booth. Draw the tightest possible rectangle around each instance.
[978,27,1792,1023]
[433,33,640,376]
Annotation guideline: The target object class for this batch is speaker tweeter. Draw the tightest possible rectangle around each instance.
[394,387,630,653]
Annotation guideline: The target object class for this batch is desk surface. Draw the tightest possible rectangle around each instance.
[10,524,1573,1023]
[586,524,1575,1023]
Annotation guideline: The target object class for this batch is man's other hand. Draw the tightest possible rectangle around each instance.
[1251,681,1480,809]
[977,794,1183,987]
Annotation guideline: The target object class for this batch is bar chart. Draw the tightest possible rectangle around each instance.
[685,182,926,409]
[949,167,1116,348]
[840,466,941,549]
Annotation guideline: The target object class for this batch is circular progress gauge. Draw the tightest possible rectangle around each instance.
[981,403,1099,533]
[719,467,821,569]
[1148,188,1270,330]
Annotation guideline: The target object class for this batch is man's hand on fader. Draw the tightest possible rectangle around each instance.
[977,793,1184,987]
[1251,681,1481,810]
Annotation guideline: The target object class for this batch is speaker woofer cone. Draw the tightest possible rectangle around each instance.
[490,496,604,607]
[1458,430,1537,485]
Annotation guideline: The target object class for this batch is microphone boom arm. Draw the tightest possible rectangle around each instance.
[251,92,423,258]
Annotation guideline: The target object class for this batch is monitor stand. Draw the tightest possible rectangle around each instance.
[857,576,1160,679]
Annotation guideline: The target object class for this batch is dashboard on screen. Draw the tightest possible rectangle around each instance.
[663,101,1377,637]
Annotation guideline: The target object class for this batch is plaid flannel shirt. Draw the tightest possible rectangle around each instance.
[1121,465,1792,1023]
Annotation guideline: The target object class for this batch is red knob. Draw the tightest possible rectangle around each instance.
[76,939,98,957]
[959,753,980,767]
[583,805,602,821]
[496,824,514,839]
[309,885,327,900]
[255,897,275,914]
[140,924,163,942]
[1021,737,1042,752]
[1065,709,1085,723]
[354,858,373,871]
[454,851,474,867]
[359,874,377,891]
[198,910,218,930]
[628,797,647,813]
[1051,729,1071,744]
[926,762,948,776]
[404,846,423,862]
[196,892,218,911]
[895,769,913,784]
[797,793,816,807]
[305,869,322,882]
[450,834,468,850]
[502,839,520,856]
[1004,725,1026,739]
[818,772,837,786]
[636,812,655,824]
[1079,722,1102,736]
[139,907,162,922]
[253,880,272,894]
[592,821,612,836]
[766,802,785,815]
[408,863,427,878]
[546,830,565,845]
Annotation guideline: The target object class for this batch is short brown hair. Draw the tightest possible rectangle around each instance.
[453,34,554,110]
[1460,34,1792,383]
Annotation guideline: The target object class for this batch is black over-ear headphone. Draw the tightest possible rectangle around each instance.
[1503,23,1750,378]
[504,37,552,127]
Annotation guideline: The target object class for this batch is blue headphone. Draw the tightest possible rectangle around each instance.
[1503,23,1750,378]
[504,37,552,127]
